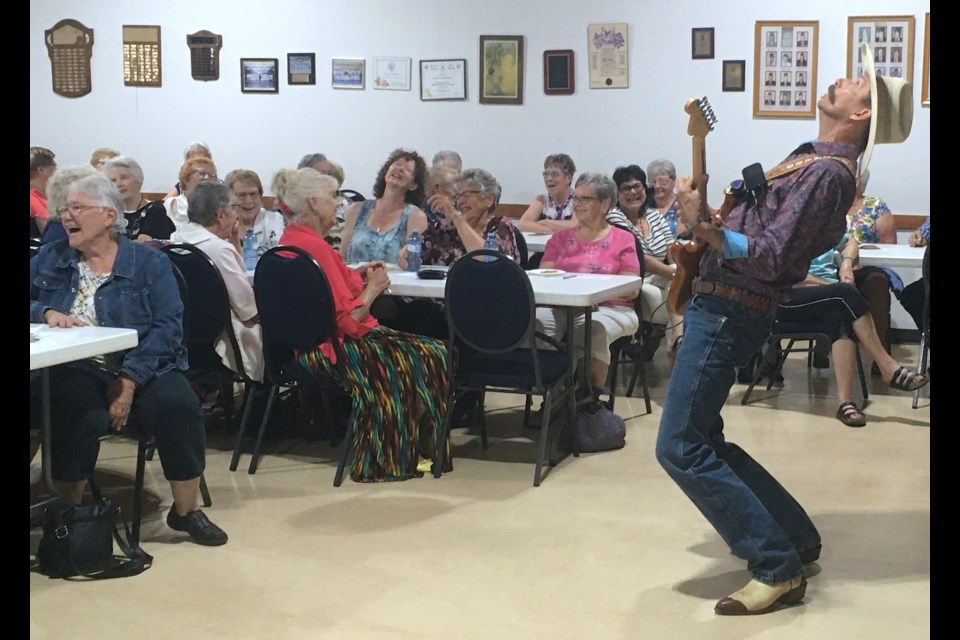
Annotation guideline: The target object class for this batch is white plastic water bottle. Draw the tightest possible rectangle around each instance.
[483,231,499,262]
[242,228,259,271]
[406,230,422,272]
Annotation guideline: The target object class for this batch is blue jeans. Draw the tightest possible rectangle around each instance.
[655,292,819,584]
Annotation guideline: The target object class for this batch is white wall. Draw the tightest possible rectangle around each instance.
[30,0,930,213]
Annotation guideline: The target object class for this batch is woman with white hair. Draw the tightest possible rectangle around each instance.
[104,155,175,242]
[40,164,99,244]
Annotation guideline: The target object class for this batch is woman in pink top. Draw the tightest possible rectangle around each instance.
[272,167,451,483]
[536,172,641,396]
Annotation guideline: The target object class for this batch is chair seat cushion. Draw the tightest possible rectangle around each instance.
[458,349,571,389]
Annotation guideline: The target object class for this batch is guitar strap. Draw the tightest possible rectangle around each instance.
[762,153,856,182]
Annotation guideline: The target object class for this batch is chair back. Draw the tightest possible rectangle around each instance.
[512,226,529,270]
[162,243,247,377]
[338,189,365,203]
[445,250,535,354]
[253,245,342,381]
[30,237,43,260]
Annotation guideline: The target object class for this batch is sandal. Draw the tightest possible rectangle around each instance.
[836,401,867,427]
[888,366,929,392]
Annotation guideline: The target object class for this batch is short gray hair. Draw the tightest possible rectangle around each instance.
[432,150,462,171]
[453,168,502,212]
[184,141,212,160]
[187,181,232,227]
[297,153,328,170]
[102,155,145,186]
[646,158,676,183]
[544,153,576,176]
[575,172,617,210]
[66,174,127,240]
[47,165,99,220]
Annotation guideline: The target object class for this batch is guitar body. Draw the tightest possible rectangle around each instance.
[666,194,733,314]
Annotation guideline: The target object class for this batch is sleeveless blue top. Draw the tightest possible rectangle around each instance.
[346,200,416,264]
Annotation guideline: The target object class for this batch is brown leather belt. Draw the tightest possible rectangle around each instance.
[693,280,776,315]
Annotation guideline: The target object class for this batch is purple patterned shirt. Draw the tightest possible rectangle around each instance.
[698,141,860,300]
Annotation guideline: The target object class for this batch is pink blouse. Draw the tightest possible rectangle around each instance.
[542,226,640,307]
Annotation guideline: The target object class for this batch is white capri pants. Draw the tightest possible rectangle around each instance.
[640,274,670,326]
[535,304,640,365]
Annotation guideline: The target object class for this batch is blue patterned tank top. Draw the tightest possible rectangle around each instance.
[345,200,416,264]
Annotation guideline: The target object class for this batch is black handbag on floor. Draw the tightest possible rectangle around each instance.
[569,401,627,453]
[36,497,152,580]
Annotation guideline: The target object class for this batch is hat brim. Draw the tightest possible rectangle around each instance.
[860,42,878,178]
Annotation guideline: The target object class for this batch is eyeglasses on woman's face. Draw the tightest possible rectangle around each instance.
[542,169,565,179]
[619,182,645,193]
[452,189,482,203]
[192,169,218,180]
[58,203,104,217]
[571,195,599,205]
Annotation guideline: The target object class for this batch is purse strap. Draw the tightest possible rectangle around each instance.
[54,502,153,580]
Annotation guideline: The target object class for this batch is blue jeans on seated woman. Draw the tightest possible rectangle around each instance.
[655,292,820,585]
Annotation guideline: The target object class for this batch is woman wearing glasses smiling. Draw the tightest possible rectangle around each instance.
[536,172,641,399]
[164,157,219,233]
[517,153,578,234]
[606,165,682,358]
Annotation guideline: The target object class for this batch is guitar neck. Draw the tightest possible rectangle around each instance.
[692,136,706,181]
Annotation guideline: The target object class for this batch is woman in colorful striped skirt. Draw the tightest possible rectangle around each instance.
[272,167,451,482]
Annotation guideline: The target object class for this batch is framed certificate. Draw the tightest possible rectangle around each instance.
[588,23,628,89]
[419,59,467,101]
[373,56,412,91]
[753,20,818,118]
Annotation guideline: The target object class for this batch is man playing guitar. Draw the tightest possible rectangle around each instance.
[654,43,917,616]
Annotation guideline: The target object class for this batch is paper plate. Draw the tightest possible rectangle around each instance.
[527,268,566,277]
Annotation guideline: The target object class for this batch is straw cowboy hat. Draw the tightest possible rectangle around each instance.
[859,41,913,176]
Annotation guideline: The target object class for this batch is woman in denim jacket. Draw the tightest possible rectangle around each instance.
[30,174,227,547]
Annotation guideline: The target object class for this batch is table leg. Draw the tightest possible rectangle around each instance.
[31,367,61,523]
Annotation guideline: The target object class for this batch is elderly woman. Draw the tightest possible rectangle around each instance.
[517,153,578,233]
[164,141,213,199]
[273,167,451,482]
[339,148,428,265]
[164,156,219,232]
[89,147,120,170]
[224,168,285,255]
[104,155,175,242]
[606,164,682,356]
[40,164,99,245]
[29,174,227,546]
[394,168,520,339]
[536,172,641,397]
[647,158,687,239]
[845,168,899,364]
[421,163,459,225]
[170,181,264,382]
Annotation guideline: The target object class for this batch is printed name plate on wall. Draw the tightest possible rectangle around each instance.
[45,19,94,98]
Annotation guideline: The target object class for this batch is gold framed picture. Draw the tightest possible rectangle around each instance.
[846,15,915,85]
[921,12,930,106]
[753,20,818,118]
[479,35,524,105]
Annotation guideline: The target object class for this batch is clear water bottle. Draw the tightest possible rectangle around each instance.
[664,207,678,238]
[483,231,499,262]
[242,228,259,271]
[406,229,422,272]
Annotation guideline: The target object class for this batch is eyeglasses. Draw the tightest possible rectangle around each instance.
[619,182,645,193]
[226,203,241,212]
[542,170,565,179]
[58,204,103,216]
[651,177,675,188]
[453,189,482,202]
[193,170,218,180]
[571,195,600,204]
[234,191,260,200]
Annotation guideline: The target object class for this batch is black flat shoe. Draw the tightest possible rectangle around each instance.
[798,544,821,564]
[167,507,228,546]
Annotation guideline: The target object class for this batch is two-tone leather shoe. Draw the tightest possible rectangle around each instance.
[166,507,228,546]
[714,576,807,615]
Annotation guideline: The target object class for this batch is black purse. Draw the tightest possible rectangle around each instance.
[36,497,152,580]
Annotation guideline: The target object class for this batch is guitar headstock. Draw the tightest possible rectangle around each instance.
[685,97,717,139]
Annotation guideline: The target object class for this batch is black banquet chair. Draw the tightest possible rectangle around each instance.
[913,242,930,409]
[434,249,578,486]
[245,245,357,483]
[607,231,652,414]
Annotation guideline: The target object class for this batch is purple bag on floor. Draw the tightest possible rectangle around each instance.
[570,403,626,453]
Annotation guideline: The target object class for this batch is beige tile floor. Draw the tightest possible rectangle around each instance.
[29,343,930,640]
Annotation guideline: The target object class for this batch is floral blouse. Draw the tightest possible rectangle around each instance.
[420,216,520,266]
[846,195,892,244]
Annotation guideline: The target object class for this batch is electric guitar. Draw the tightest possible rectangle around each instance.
[665,97,729,314]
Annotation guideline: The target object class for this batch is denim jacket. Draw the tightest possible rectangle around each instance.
[30,236,188,385]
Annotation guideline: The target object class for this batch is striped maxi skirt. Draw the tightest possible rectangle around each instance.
[299,325,452,482]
